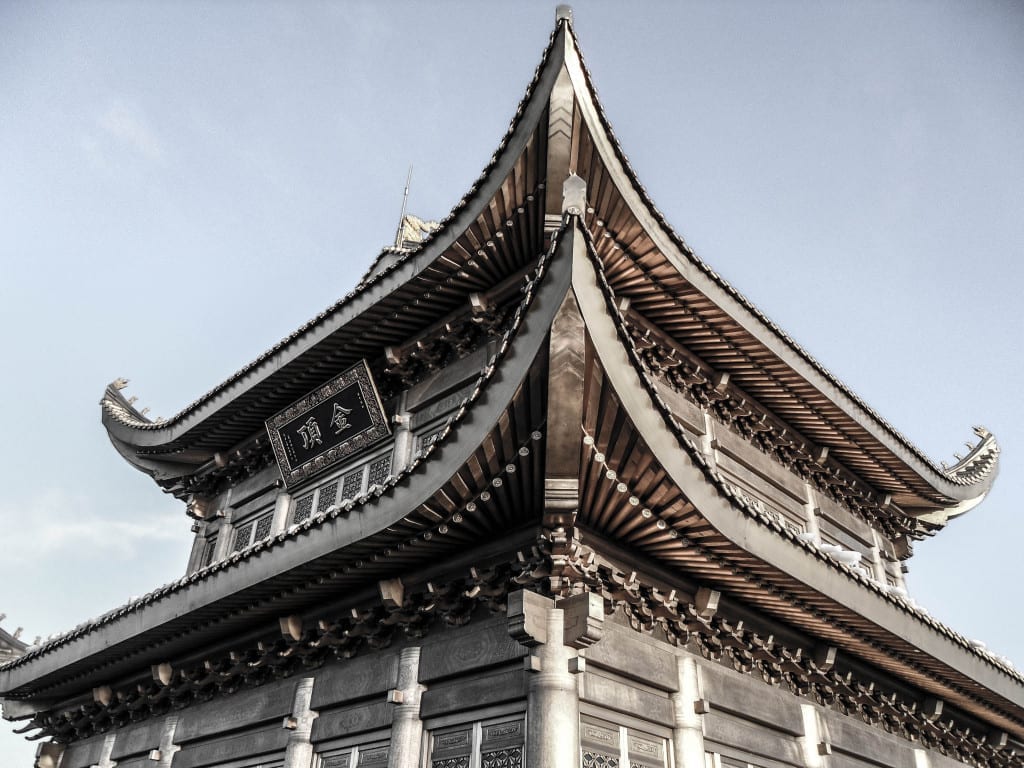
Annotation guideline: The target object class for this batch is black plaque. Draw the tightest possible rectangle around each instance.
[266,360,390,487]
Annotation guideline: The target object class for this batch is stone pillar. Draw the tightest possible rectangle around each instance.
[283,678,318,768]
[508,590,602,768]
[33,743,63,768]
[671,655,706,768]
[798,704,829,768]
[271,489,293,535]
[388,647,426,768]
[803,484,822,542]
[92,733,117,767]
[213,489,235,561]
[154,715,180,768]
[529,602,577,768]
[701,412,718,471]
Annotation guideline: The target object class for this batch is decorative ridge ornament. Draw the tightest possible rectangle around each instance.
[265,360,390,487]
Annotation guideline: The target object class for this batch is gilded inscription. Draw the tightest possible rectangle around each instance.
[298,416,323,450]
[331,402,353,433]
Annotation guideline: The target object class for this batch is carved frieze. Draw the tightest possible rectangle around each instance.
[628,323,932,543]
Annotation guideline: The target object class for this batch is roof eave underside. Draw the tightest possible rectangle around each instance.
[0,221,576,700]
[559,26,996,511]
[570,223,1024,736]
[100,23,572,465]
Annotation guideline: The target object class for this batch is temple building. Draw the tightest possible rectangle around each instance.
[2,7,1021,768]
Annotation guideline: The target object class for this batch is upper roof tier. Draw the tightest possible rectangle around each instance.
[101,14,997,528]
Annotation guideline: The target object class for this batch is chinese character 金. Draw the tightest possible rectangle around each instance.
[330,402,353,434]
[297,416,322,450]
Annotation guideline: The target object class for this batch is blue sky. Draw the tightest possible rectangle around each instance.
[1,1,1022,763]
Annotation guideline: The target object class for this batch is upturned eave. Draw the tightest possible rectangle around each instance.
[570,220,1024,735]
[98,20,572,482]
[557,23,998,518]
[0,220,575,702]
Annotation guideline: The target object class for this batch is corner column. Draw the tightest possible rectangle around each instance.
[283,678,318,768]
[798,704,829,768]
[508,590,603,768]
[671,656,706,768]
[387,647,426,768]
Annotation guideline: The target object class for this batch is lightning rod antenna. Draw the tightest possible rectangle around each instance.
[394,165,413,249]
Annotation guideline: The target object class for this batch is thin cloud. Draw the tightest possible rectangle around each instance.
[0,488,180,563]
[93,98,166,163]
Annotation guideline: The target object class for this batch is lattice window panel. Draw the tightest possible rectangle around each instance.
[253,513,273,541]
[341,468,363,500]
[367,456,391,488]
[432,758,470,768]
[201,536,217,568]
[292,494,314,524]
[482,747,523,768]
[317,481,340,515]
[582,752,619,768]
[232,521,254,552]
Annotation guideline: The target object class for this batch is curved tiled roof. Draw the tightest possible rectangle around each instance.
[24,7,1007,745]
[1,216,571,686]
[99,23,564,444]
[99,13,997,522]
[556,21,998,513]
[570,218,1024,738]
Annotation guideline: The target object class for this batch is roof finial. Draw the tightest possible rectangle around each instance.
[394,165,414,249]
[555,5,573,25]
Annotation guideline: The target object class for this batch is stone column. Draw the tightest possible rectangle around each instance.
[508,590,603,768]
[387,647,426,768]
[32,743,63,768]
[155,715,180,768]
[529,602,577,768]
[671,655,706,768]
[283,678,318,768]
[271,489,293,535]
[798,704,829,768]
[93,732,117,768]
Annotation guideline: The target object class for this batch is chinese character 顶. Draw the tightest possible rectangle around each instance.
[297,416,322,450]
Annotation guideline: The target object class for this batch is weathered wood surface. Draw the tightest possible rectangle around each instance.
[309,652,398,711]
[420,666,528,718]
[420,617,527,682]
[701,661,803,735]
[311,701,392,744]
[175,677,298,743]
[172,724,288,768]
